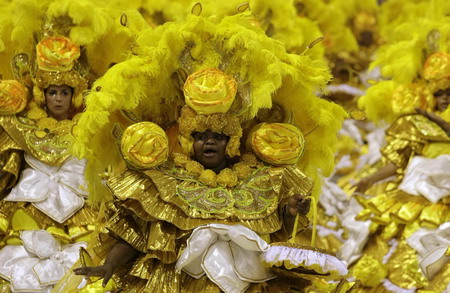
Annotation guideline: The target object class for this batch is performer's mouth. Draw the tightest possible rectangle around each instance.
[203,149,217,157]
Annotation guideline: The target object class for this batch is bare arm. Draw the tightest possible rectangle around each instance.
[73,240,139,287]
[353,162,397,193]
[416,107,450,134]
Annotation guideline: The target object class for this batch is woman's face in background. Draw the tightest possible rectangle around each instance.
[45,85,73,120]
[434,88,450,112]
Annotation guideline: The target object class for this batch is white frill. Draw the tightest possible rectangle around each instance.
[0,230,86,292]
[407,222,450,280]
[382,279,416,293]
[5,153,88,223]
[261,245,348,277]
[399,155,450,203]
[176,224,275,293]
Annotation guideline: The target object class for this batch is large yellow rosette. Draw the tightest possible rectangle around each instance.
[183,68,237,114]
[36,36,80,72]
[121,122,169,169]
[0,80,28,115]
[248,123,304,165]
[423,52,450,81]
[423,52,450,93]
[391,83,434,114]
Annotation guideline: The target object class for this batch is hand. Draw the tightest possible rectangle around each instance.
[287,195,311,217]
[73,264,114,288]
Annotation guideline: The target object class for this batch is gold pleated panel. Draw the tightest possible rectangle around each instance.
[0,129,23,195]
[107,169,284,235]
[277,165,314,199]
[117,258,312,293]
[106,212,148,252]
[104,162,317,292]
[147,167,282,220]
[66,204,98,226]
[146,221,178,256]
[0,116,72,166]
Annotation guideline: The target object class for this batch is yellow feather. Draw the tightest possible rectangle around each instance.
[75,13,346,204]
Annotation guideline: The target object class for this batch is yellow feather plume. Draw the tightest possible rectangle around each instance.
[361,0,450,124]
[74,13,347,205]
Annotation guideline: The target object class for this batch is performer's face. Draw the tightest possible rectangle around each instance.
[192,130,229,172]
[45,84,73,120]
[434,88,450,112]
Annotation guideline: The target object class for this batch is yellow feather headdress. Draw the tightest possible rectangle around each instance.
[73,10,347,205]
[358,0,450,124]
[0,0,146,134]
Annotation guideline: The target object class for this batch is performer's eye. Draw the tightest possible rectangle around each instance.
[213,133,227,141]
[192,132,207,141]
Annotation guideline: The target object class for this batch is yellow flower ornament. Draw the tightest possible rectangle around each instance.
[121,122,169,169]
[423,52,450,93]
[391,83,434,114]
[249,123,305,165]
[184,68,237,114]
[423,52,450,81]
[36,37,80,72]
[0,80,28,115]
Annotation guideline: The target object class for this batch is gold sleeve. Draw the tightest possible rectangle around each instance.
[381,115,428,171]
[381,136,422,171]
[0,127,23,196]
[274,165,313,240]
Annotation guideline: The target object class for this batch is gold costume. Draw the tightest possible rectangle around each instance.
[0,115,96,247]
[100,163,312,292]
[352,114,450,291]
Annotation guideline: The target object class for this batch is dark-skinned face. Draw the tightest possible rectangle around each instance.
[192,129,229,173]
[434,88,450,112]
[45,84,73,121]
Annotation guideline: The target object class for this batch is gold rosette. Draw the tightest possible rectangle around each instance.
[199,169,217,187]
[183,68,237,114]
[121,122,169,169]
[0,80,28,115]
[392,83,434,114]
[217,168,238,187]
[226,135,241,158]
[36,36,80,72]
[423,52,450,93]
[248,123,304,165]
[423,52,450,81]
